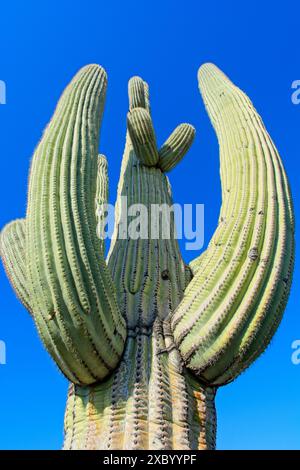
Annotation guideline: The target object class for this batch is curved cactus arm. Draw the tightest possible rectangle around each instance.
[95,154,109,252]
[0,219,32,312]
[158,123,195,172]
[25,65,126,385]
[171,63,295,386]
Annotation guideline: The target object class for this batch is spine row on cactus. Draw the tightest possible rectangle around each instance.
[170,64,294,385]
[25,65,126,385]
[95,153,109,251]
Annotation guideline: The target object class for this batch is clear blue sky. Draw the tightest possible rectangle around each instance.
[0,0,299,450]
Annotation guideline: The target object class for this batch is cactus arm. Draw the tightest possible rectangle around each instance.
[158,124,195,172]
[213,124,295,384]
[95,154,109,252]
[171,63,294,386]
[0,219,32,312]
[127,107,159,166]
[25,65,126,385]
[128,76,148,110]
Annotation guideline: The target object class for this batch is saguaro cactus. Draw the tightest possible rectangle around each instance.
[0,63,294,449]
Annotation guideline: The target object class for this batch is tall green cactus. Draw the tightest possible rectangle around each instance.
[0,63,294,449]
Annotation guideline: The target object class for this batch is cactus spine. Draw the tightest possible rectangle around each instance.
[0,63,294,449]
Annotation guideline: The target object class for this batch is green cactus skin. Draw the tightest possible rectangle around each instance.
[0,219,31,312]
[95,154,109,252]
[158,123,195,173]
[0,63,294,450]
[171,64,295,385]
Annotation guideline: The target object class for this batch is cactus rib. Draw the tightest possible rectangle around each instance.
[95,153,109,251]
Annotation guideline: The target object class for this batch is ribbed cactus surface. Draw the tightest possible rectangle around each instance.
[0,63,294,450]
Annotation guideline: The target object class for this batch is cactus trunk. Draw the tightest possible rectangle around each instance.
[64,336,216,450]
[63,132,216,451]
[64,129,215,449]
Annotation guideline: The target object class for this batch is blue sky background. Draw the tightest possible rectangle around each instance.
[0,0,299,450]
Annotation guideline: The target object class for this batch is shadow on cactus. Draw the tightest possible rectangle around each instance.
[0,63,294,450]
